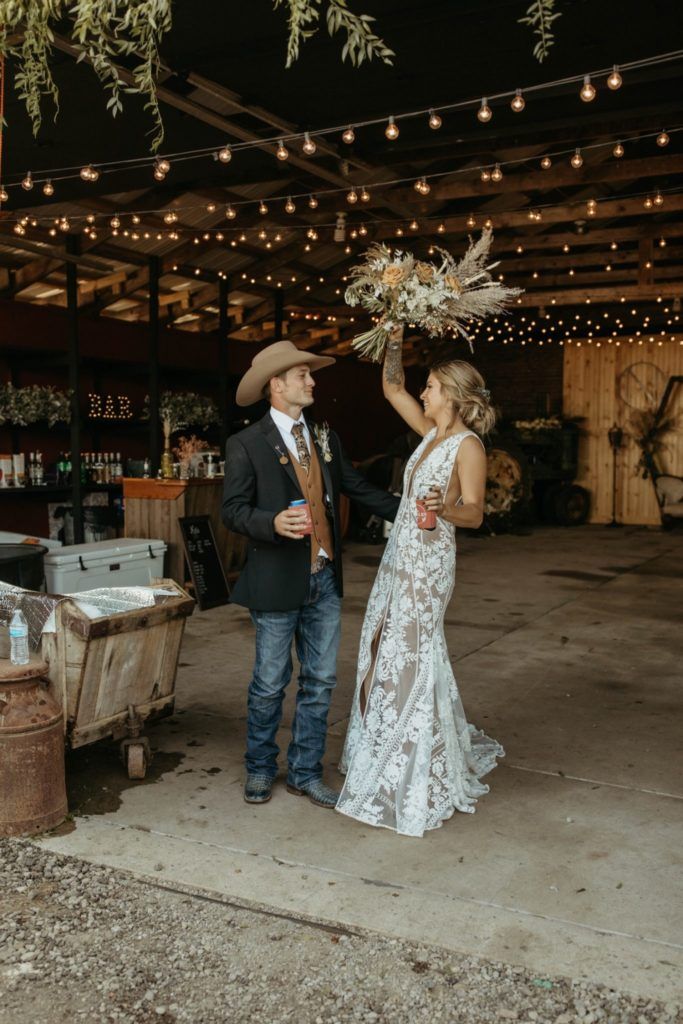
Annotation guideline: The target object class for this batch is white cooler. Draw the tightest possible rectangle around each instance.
[44,538,166,594]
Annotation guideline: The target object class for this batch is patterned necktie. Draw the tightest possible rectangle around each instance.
[291,422,310,472]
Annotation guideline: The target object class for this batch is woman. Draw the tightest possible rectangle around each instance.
[336,327,504,837]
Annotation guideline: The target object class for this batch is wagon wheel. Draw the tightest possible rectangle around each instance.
[617,362,666,411]
[126,743,147,779]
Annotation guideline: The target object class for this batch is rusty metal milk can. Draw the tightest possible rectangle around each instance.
[0,657,68,836]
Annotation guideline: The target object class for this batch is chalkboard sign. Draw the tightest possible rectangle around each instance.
[178,515,230,611]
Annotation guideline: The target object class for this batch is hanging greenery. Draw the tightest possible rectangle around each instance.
[0,0,172,150]
[275,0,394,67]
[0,382,72,427]
[518,0,562,62]
[629,407,679,480]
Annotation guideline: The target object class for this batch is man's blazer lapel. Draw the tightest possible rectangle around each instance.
[259,411,302,494]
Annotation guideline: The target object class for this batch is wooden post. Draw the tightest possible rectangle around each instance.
[218,276,229,455]
[66,234,83,544]
[148,256,161,475]
[274,288,284,340]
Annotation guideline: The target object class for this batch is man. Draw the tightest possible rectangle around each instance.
[222,340,400,809]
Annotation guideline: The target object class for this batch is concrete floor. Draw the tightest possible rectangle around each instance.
[38,526,683,1003]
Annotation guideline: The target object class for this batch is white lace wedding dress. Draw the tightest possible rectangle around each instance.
[336,428,504,837]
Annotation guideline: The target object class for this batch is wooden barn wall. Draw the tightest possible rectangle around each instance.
[562,343,683,525]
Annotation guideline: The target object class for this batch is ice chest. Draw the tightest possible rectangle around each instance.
[44,538,166,593]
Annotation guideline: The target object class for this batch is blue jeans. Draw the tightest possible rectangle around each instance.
[246,566,341,787]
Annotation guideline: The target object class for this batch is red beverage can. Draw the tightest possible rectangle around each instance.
[416,489,437,531]
[289,498,313,534]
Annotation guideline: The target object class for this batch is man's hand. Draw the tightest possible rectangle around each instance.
[274,507,308,539]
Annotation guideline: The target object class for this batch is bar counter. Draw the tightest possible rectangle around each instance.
[123,477,246,585]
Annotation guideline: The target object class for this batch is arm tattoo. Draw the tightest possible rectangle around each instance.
[384,341,405,387]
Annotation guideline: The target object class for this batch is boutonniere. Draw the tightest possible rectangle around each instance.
[313,422,333,463]
[273,443,289,466]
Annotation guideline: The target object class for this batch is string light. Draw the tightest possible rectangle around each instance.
[477,97,492,122]
[347,188,358,204]
[437,222,446,233]
[360,186,371,202]
[163,210,177,224]
[491,163,503,182]
[308,195,318,209]
[511,88,525,112]
[480,167,491,182]
[580,74,596,101]
[42,180,54,196]
[409,219,419,231]
[654,191,664,206]
[80,164,99,182]
[218,145,232,163]
[13,221,26,235]
[156,158,170,175]
[659,237,667,247]
[571,148,584,168]
[483,217,493,229]
[607,65,623,89]
[153,159,167,181]
[21,172,33,191]
[657,130,670,147]
[613,141,624,158]
[0,186,7,203]
[342,126,355,144]
[414,176,431,195]
[466,214,476,228]
[643,196,653,209]
[285,196,296,213]
[358,224,368,236]
[385,116,399,140]
[428,109,442,129]
[259,200,268,215]
[225,204,237,219]
[131,214,141,224]
[110,215,121,229]
[541,156,552,169]
[302,132,317,156]
[276,139,289,161]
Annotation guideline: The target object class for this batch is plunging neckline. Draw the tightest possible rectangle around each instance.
[408,428,469,492]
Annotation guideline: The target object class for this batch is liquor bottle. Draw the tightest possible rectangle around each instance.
[94,453,103,484]
[28,452,36,486]
[80,452,88,486]
[143,457,150,479]
[64,452,72,487]
[114,451,123,480]
[35,451,44,486]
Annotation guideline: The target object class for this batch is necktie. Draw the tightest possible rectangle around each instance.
[291,422,310,472]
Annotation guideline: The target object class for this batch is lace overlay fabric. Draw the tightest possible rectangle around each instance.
[336,429,504,837]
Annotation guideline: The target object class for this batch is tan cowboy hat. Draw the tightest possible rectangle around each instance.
[235,340,336,406]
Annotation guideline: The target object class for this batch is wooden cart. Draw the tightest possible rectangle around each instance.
[41,579,194,778]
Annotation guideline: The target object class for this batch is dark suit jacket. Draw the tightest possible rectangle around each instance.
[222,411,400,611]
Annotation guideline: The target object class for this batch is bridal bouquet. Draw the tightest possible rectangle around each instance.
[344,228,522,361]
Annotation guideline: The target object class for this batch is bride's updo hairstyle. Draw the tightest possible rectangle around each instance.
[431,359,496,436]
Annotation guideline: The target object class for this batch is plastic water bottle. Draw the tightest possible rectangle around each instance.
[9,609,29,666]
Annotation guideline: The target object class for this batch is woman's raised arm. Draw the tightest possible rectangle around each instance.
[382,326,432,436]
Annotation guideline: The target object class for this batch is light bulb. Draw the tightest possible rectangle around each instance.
[157,158,171,174]
[42,180,54,196]
[60,218,70,232]
[654,192,664,207]
[437,222,446,234]
[258,229,267,240]
[205,202,216,214]
[360,187,370,202]
[163,211,177,224]
[516,244,524,254]
[484,218,493,229]
[110,215,121,229]
[225,205,236,219]
[541,156,552,170]
[285,197,296,213]
[0,185,7,202]
[428,109,442,130]
[511,88,525,112]
[613,141,624,158]
[395,227,404,236]
[358,224,367,236]
[21,172,33,191]
[643,196,653,209]
[562,243,570,253]
[14,221,26,235]
[342,126,355,144]
[308,195,318,209]
[218,145,232,163]
[610,241,618,250]
[385,116,399,140]
[153,160,167,181]
[659,237,667,248]
[657,130,670,147]
[580,75,596,102]
[302,132,316,156]
[86,213,96,224]
[607,65,622,90]
[466,214,476,228]
[259,201,268,215]
[409,219,419,231]
[346,188,358,205]
[131,214,141,225]
[480,168,491,182]
[276,140,289,161]
[571,148,583,168]
[491,163,503,182]
[477,97,492,122]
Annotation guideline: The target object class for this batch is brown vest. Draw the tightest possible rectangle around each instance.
[290,442,335,568]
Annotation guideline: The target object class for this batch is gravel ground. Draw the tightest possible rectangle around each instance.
[1,839,680,1024]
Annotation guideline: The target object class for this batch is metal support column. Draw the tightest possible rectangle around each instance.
[66,234,83,544]
[148,256,161,475]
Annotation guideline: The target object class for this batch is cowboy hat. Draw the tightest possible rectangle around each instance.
[235,340,336,407]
